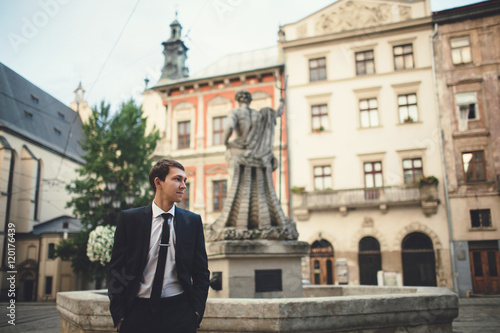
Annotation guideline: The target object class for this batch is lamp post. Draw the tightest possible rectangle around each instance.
[88,177,135,225]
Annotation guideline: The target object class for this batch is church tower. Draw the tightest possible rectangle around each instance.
[69,82,92,125]
[160,17,189,81]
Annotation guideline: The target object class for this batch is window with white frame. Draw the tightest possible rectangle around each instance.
[213,180,227,211]
[178,121,191,149]
[398,93,418,123]
[450,36,472,65]
[403,158,423,185]
[311,104,328,132]
[213,116,227,146]
[313,165,332,190]
[355,50,375,75]
[455,92,478,121]
[359,98,379,128]
[309,57,327,82]
[393,44,414,70]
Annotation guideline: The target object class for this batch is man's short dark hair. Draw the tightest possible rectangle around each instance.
[149,159,185,192]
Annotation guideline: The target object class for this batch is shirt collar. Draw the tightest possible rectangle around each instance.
[152,201,176,219]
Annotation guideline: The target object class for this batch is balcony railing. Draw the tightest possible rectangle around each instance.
[292,186,423,219]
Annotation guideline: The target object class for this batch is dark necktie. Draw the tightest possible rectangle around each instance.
[150,213,171,312]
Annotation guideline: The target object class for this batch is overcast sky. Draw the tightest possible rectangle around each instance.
[0,0,485,112]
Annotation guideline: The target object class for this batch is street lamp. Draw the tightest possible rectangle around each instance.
[88,178,135,225]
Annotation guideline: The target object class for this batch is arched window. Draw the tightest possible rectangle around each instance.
[401,232,437,286]
[359,236,382,285]
[310,239,335,285]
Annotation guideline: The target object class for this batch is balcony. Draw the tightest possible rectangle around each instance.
[292,185,438,220]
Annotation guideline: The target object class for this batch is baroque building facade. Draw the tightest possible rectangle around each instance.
[432,0,500,296]
[279,0,453,288]
[0,63,85,301]
[142,20,290,227]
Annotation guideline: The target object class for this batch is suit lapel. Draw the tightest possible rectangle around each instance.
[140,203,153,268]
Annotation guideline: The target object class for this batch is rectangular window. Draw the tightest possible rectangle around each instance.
[456,92,478,120]
[48,243,55,259]
[451,36,472,65]
[364,161,382,200]
[359,98,379,128]
[213,180,227,211]
[393,44,414,70]
[178,121,191,149]
[398,93,418,123]
[364,162,383,188]
[462,151,486,182]
[314,165,332,190]
[309,57,326,82]
[311,105,328,132]
[355,50,375,75]
[403,158,423,185]
[213,116,227,146]
[45,276,53,295]
[178,183,190,210]
[470,209,492,228]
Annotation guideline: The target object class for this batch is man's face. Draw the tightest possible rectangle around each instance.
[156,167,187,203]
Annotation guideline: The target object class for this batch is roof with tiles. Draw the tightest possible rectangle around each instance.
[0,62,85,164]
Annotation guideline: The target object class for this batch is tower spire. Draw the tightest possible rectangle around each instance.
[160,14,189,81]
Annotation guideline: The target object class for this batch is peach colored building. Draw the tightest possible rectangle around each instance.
[142,20,290,227]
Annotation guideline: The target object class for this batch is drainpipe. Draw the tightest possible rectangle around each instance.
[430,23,458,293]
[34,159,41,221]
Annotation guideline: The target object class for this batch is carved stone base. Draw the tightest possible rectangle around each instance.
[207,239,310,298]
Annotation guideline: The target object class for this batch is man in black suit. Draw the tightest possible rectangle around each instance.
[108,159,210,332]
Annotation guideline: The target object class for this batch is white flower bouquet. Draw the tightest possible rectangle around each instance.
[87,225,116,266]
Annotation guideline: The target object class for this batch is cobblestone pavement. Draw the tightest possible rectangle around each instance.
[0,302,60,333]
[452,297,500,333]
[0,297,499,332]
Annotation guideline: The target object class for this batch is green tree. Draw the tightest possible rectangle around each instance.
[56,99,159,285]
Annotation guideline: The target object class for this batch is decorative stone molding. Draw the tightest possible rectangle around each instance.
[315,1,393,35]
[393,222,443,251]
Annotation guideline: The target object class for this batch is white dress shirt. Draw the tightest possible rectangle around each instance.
[136,202,183,298]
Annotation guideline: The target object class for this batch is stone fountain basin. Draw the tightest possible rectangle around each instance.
[57,285,458,332]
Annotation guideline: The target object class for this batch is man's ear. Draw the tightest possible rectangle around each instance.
[154,177,161,189]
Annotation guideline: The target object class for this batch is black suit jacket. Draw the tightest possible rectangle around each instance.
[107,204,210,327]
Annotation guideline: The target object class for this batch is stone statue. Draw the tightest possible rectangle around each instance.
[207,90,298,241]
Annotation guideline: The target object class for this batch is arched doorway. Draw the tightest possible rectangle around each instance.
[20,271,35,301]
[359,236,382,285]
[401,232,437,286]
[310,239,334,285]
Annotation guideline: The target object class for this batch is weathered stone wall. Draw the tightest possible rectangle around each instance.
[57,286,458,333]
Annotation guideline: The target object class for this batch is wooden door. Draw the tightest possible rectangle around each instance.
[311,257,335,285]
[470,249,500,294]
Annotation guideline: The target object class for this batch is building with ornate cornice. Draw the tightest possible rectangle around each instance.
[142,20,290,234]
[279,0,453,288]
[432,0,500,296]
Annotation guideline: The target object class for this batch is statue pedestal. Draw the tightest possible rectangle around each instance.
[207,239,309,298]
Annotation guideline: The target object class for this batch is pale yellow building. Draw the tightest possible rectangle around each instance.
[280,0,453,288]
